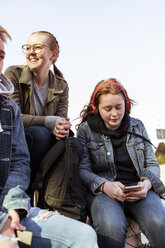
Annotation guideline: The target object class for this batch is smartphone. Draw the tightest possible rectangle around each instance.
[123,185,142,193]
[15,230,33,246]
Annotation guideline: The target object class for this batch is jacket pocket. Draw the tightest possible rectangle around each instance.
[87,141,105,171]
[87,141,104,150]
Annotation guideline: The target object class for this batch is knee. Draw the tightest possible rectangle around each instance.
[25,126,54,151]
[95,216,125,236]
[25,126,52,142]
[79,224,98,248]
[154,216,165,230]
[91,196,127,237]
[92,208,124,232]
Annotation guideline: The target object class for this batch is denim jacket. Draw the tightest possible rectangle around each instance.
[78,117,165,196]
[0,95,30,230]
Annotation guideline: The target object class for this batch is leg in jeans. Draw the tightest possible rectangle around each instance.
[25,126,55,185]
[21,208,98,248]
[127,190,165,248]
[90,193,127,248]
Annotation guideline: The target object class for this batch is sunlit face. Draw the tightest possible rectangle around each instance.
[0,39,5,75]
[98,93,125,130]
[25,33,57,73]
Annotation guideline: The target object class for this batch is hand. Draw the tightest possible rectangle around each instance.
[53,117,72,140]
[125,180,152,202]
[8,210,26,231]
[0,210,26,237]
[103,181,126,202]
[0,239,18,248]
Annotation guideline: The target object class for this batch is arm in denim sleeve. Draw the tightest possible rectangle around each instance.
[137,120,165,194]
[138,120,160,176]
[78,123,107,194]
[1,100,30,214]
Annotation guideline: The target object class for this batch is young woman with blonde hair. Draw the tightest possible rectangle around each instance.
[5,30,71,190]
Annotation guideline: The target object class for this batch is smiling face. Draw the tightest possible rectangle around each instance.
[98,93,125,130]
[0,38,5,75]
[25,33,57,74]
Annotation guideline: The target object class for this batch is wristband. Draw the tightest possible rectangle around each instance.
[101,182,105,192]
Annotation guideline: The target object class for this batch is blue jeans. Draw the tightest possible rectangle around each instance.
[21,207,98,248]
[90,190,165,248]
[25,126,55,187]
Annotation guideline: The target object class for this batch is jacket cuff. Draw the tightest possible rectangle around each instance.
[4,199,30,218]
[140,169,165,195]
[44,116,59,131]
[91,177,108,195]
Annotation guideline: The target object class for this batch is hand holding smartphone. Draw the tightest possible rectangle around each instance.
[123,185,142,193]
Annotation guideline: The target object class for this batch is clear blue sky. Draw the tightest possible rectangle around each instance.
[1,0,165,146]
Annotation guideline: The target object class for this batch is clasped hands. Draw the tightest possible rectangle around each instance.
[53,117,72,140]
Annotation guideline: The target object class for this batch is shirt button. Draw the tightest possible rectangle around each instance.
[107,152,110,156]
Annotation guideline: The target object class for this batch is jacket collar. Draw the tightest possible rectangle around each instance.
[18,66,64,103]
[129,117,139,129]
[18,66,62,93]
[127,117,141,139]
[18,65,33,86]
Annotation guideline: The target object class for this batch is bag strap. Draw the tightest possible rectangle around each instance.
[33,138,65,188]
[125,131,157,149]
[33,137,73,202]
[60,138,72,199]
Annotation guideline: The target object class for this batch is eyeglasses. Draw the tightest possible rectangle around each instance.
[22,44,50,54]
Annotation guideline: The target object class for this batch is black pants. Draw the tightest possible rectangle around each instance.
[25,126,56,201]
